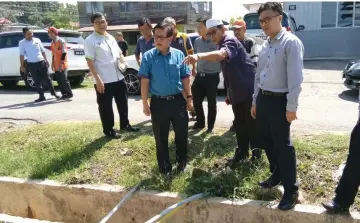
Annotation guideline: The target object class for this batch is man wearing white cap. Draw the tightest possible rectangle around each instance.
[183,18,261,166]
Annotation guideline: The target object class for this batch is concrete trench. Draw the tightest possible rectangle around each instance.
[0,177,359,223]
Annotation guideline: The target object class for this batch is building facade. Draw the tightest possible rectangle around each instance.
[77,1,212,33]
[284,1,360,59]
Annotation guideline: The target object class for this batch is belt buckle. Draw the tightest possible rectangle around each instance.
[200,73,205,77]
[166,96,174,100]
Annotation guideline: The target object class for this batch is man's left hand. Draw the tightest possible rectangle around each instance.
[183,54,199,65]
[186,98,193,111]
[286,111,297,123]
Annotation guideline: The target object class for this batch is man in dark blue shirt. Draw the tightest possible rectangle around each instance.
[138,22,192,175]
[183,18,261,166]
[135,17,155,66]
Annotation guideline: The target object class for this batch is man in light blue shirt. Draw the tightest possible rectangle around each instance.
[19,27,59,102]
[138,22,192,175]
[251,2,304,211]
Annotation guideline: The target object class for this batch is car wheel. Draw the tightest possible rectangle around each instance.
[0,80,19,89]
[124,69,140,95]
[69,75,85,87]
[21,71,37,90]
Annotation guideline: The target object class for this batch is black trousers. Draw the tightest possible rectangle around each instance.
[192,73,220,129]
[55,70,73,97]
[150,94,189,174]
[95,80,130,134]
[256,92,298,194]
[334,121,360,208]
[27,61,56,98]
[232,97,257,155]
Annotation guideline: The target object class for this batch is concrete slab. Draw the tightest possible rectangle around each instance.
[0,177,359,223]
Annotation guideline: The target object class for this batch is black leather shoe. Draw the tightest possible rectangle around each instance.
[278,191,299,211]
[227,149,248,169]
[322,200,350,214]
[51,92,60,99]
[60,95,73,100]
[192,122,205,130]
[175,162,187,174]
[105,129,121,139]
[121,125,139,132]
[258,177,281,189]
[206,128,213,134]
[34,97,46,103]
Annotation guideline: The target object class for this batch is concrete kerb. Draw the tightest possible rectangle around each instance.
[0,177,359,223]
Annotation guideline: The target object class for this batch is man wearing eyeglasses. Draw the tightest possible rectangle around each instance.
[138,22,192,175]
[252,2,304,211]
[84,12,139,139]
[183,18,260,168]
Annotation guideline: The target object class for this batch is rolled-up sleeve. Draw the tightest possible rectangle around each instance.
[135,39,141,57]
[19,41,25,56]
[179,54,190,79]
[138,54,150,79]
[220,38,238,61]
[84,38,95,60]
[286,38,304,112]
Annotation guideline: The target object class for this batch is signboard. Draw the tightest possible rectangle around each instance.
[289,5,296,10]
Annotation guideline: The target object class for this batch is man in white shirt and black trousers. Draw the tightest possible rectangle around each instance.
[19,27,60,102]
[85,12,139,138]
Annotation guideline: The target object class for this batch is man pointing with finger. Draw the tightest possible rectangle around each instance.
[252,2,304,211]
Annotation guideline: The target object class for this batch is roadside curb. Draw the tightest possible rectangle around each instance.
[0,177,359,223]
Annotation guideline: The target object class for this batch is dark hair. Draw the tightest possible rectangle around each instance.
[138,17,152,28]
[22,27,30,35]
[91,12,106,23]
[196,16,210,25]
[258,2,283,16]
[153,23,173,38]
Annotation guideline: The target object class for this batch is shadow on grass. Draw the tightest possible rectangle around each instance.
[28,136,112,179]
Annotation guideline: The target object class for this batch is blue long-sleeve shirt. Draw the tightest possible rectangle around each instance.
[253,29,304,112]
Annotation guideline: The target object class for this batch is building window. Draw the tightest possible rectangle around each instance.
[85,2,104,13]
[204,1,210,12]
[119,2,138,12]
[321,1,360,28]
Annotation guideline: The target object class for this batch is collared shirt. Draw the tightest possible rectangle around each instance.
[138,47,191,97]
[253,29,304,112]
[194,37,221,74]
[51,36,68,70]
[84,31,124,84]
[240,35,259,64]
[219,35,256,105]
[135,36,155,57]
[19,37,45,63]
[170,31,193,56]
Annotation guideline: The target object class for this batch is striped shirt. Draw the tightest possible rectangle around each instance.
[253,29,304,112]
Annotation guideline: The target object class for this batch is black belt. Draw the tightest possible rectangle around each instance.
[260,89,287,96]
[197,72,219,77]
[153,93,183,100]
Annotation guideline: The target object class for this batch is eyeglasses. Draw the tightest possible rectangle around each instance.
[259,14,280,25]
[207,29,217,37]
[94,20,107,25]
[154,35,168,41]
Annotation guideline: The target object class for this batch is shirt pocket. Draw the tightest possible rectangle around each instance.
[168,64,181,80]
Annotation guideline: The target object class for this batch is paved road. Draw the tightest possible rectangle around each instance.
[0,61,358,133]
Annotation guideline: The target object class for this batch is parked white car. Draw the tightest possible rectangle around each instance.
[0,29,89,89]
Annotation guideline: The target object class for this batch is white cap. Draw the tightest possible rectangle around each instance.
[206,19,223,29]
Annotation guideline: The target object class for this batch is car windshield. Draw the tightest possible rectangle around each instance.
[33,32,85,45]
[244,13,289,29]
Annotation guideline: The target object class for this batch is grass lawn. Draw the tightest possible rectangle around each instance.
[0,121,358,211]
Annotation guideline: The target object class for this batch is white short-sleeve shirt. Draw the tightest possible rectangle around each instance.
[84,32,124,84]
[19,37,45,63]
